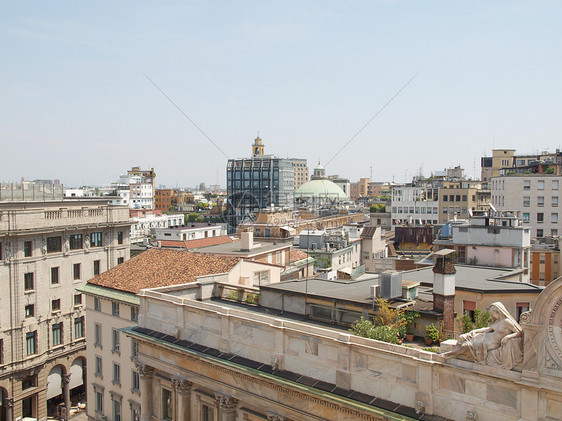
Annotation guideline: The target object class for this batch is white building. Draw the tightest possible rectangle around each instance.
[130,212,184,243]
[0,199,131,421]
[391,185,439,227]
[491,174,562,238]
[154,224,226,242]
[434,214,531,282]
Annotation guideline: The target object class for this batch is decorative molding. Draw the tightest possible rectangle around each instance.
[547,297,562,361]
[171,377,192,395]
[135,362,154,378]
[214,393,239,413]
[519,310,532,324]
[266,411,287,421]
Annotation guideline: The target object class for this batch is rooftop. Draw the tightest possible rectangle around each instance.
[87,248,241,294]
[158,236,235,250]
[192,239,291,256]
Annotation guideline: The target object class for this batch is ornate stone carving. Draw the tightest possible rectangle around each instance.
[442,302,523,370]
[519,310,532,324]
[266,411,287,421]
[135,363,154,378]
[545,355,561,370]
[547,296,562,361]
[214,393,239,413]
[171,377,192,394]
[5,398,13,408]
[61,374,71,386]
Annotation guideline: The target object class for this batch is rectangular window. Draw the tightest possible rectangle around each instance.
[131,339,138,358]
[553,196,559,207]
[131,306,138,322]
[73,263,81,280]
[443,195,448,202]
[52,323,62,346]
[463,300,476,322]
[24,241,33,257]
[51,267,59,284]
[456,195,461,202]
[538,196,545,207]
[74,294,82,306]
[462,195,467,202]
[74,317,84,338]
[112,329,120,352]
[553,180,560,190]
[202,404,214,421]
[22,375,36,390]
[112,301,120,317]
[94,297,101,311]
[131,407,140,421]
[95,323,102,346]
[24,272,34,290]
[95,356,102,376]
[538,180,545,190]
[47,236,62,253]
[113,363,120,384]
[26,331,37,355]
[523,213,530,222]
[552,229,559,236]
[118,231,124,245]
[90,232,103,247]
[132,371,140,391]
[523,180,530,190]
[537,229,544,238]
[252,270,270,286]
[69,234,83,250]
[25,304,35,318]
[113,400,122,421]
[162,389,173,421]
[94,260,101,276]
[552,213,559,223]
[51,299,61,312]
[537,213,544,222]
[117,257,124,265]
[95,390,103,414]
[523,196,530,207]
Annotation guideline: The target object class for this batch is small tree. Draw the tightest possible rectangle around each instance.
[456,309,491,333]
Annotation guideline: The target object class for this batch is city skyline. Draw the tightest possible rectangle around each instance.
[2,1,561,187]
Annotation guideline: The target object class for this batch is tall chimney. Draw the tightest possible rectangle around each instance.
[433,249,456,333]
[240,231,254,252]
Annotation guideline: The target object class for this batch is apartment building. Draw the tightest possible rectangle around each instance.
[481,149,516,183]
[0,200,131,421]
[491,174,562,238]
[78,248,283,421]
[391,184,440,226]
[154,189,174,212]
[438,180,489,224]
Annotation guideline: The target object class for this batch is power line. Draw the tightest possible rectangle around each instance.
[142,72,229,159]
[325,72,420,167]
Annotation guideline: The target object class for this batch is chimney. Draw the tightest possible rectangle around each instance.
[432,249,456,333]
[240,231,254,252]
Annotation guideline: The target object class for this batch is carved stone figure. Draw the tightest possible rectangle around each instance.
[442,302,523,370]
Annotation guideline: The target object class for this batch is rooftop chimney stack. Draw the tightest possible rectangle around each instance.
[432,249,456,333]
[240,231,254,252]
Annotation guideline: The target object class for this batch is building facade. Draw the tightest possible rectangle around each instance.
[391,185,440,227]
[438,180,488,224]
[226,137,304,232]
[490,174,562,238]
[0,200,131,421]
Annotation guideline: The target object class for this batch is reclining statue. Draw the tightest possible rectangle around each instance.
[441,302,523,370]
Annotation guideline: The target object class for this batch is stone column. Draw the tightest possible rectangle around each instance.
[214,393,239,421]
[172,378,192,421]
[136,363,154,421]
[62,374,72,420]
[5,398,13,421]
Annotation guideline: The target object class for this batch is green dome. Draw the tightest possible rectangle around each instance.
[295,179,348,200]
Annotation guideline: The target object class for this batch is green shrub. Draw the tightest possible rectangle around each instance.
[456,309,491,333]
[425,324,440,343]
[349,317,402,344]
[245,292,259,305]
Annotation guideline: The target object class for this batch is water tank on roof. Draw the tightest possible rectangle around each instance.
[380,272,402,300]
[441,223,451,239]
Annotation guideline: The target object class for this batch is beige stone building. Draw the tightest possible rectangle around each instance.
[0,199,131,421]
[78,248,283,421]
[123,275,562,421]
[438,181,488,224]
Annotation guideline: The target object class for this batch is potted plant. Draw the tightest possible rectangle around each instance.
[401,310,420,341]
[425,323,440,345]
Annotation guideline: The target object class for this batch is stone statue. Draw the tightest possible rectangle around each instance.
[442,302,523,370]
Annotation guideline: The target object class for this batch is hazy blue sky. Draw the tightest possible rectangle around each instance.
[1,1,561,187]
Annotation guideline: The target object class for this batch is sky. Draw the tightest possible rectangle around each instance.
[1,1,561,188]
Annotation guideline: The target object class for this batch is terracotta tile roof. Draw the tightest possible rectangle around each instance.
[290,249,309,263]
[159,236,236,250]
[88,248,241,294]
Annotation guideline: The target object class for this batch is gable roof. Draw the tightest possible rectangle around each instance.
[87,248,241,294]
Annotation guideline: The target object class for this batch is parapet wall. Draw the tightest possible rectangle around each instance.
[138,286,562,421]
